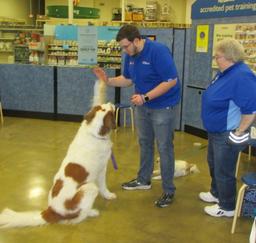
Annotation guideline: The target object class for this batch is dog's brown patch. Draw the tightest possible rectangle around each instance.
[84,106,102,124]
[51,179,63,198]
[64,190,84,210]
[99,111,116,136]
[41,206,79,223]
[65,163,89,183]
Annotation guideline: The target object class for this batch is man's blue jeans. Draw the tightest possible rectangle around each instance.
[207,132,241,210]
[135,105,177,194]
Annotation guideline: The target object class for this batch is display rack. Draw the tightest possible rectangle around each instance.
[47,40,78,66]
[212,23,256,73]
[14,45,29,64]
[235,23,256,73]
[0,22,43,64]
[97,40,121,69]
[46,39,122,68]
[111,21,191,29]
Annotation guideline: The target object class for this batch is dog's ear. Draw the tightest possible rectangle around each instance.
[84,106,102,124]
[99,111,116,136]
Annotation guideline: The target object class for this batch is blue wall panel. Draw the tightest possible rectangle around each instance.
[0,64,54,112]
[57,67,115,115]
[184,16,256,131]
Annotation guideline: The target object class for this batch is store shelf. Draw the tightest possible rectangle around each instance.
[235,23,256,73]
[97,54,121,57]
[49,54,78,57]
[0,50,13,53]
[0,21,45,64]
[47,40,78,66]
[48,44,78,47]
[48,48,78,51]
[111,20,191,29]
[0,27,43,32]
[97,40,121,69]
[0,37,15,41]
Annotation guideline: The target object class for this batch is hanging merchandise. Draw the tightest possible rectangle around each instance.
[73,0,80,6]
[112,8,122,21]
[144,0,158,22]
[160,0,170,22]
[132,8,144,22]
[125,4,133,21]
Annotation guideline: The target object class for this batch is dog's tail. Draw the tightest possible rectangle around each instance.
[0,208,47,228]
[92,79,106,106]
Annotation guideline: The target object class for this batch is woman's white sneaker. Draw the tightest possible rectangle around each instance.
[204,204,234,217]
[199,192,219,203]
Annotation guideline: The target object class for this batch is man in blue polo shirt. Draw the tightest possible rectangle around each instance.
[200,38,256,218]
[93,24,180,208]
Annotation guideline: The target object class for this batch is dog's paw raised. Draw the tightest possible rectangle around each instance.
[103,192,117,200]
[88,209,99,217]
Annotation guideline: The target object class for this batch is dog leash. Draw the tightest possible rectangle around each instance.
[111,150,118,170]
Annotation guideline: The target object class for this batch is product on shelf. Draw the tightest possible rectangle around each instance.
[132,8,144,22]
[145,0,158,21]
[47,40,78,66]
[235,23,256,73]
[97,39,121,69]
[213,23,256,73]
[0,20,43,64]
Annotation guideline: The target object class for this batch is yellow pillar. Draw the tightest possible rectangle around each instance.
[68,0,73,24]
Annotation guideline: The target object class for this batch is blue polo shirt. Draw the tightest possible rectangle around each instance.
[123,39,180,109]
[201,61,256,133]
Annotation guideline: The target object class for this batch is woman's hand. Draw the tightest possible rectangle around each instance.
[93,67,108,83]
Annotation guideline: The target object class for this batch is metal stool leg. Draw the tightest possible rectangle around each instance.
[0,102,3,125]
[115,107,120,133]
[115,105,134,132]
[248,145,252,161]
[129,107,134,132]
[231,184,247,234]
[235,152,242,178]
[124,108,126,128]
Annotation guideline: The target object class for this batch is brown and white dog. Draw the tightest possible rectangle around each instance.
[0,102,116,228]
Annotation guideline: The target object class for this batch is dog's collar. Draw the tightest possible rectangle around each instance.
[89,132,109,140]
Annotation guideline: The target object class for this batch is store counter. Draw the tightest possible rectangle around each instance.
[0,64,116,121]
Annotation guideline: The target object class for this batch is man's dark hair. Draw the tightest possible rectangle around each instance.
[116,25,141,42]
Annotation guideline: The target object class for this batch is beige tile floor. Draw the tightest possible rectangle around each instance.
[0,117,254,243]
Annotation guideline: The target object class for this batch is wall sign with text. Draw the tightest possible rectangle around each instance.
[196,25,209,53]
[212,23,256,72]
[192,0,256,19]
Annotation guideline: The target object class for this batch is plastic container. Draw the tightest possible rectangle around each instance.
[132,8,144,22]
[145,0,158,21]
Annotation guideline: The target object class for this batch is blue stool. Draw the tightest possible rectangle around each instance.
[115,104,134,132]
[231,172,256,233]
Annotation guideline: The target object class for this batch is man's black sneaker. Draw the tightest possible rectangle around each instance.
[155,193,174,208]
[122,179,151,190]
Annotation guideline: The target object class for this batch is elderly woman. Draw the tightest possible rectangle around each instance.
[199,38,256,217]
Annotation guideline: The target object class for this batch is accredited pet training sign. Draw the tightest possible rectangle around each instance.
[192,0,256,19]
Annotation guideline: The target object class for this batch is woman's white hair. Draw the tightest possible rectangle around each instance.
[215,38,245,62]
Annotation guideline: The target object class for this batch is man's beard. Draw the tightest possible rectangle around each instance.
[130,46,140,57]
